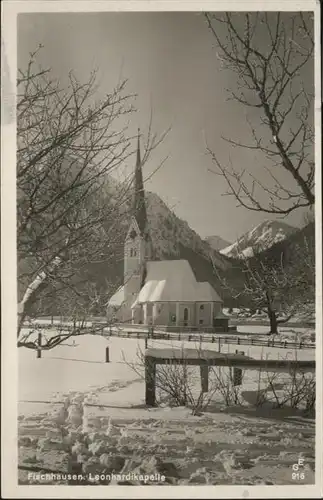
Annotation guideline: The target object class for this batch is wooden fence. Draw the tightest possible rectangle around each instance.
[106,330,314,350]
[25,321,315,352]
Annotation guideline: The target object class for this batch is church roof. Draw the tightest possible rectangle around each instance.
[107,285,125,307]
[196,281,224,303]
[107,259,223,308]
[135,260,223,304]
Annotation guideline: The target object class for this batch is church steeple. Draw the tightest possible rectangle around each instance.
[133,128,148,236]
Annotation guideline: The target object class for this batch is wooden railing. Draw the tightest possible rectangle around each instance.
[144,348,316,406]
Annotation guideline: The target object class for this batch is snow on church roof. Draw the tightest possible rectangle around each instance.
[196,281,223,303]
[135,260,223,304]
[107,285,125,307]
[107,260,223,308]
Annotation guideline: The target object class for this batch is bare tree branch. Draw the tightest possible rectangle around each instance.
[17,50,168,346]
[204,12,314,215]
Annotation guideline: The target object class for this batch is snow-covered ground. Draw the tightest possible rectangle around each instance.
[18,331,316,486]
[222,308,315,326]
[237,325,315,343]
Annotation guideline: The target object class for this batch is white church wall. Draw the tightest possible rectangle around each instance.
[196,302,211,327]
[177,303,196,327]
[132,304,143,324]
[154,302,196,327]
[168,302,177,325]
[152,302,174,326]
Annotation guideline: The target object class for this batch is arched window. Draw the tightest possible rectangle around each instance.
[200,304,204,311]
[183,308,189,321]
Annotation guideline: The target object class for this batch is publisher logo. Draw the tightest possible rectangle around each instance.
[292,457,309,480]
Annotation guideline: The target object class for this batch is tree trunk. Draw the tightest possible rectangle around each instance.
[17,309,27,338]
[268,308,278,334]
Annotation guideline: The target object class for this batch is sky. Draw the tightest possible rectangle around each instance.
[17,11,314,243]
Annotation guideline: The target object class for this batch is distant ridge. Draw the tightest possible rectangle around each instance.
[220,220,297,258]
[205,235,231,252]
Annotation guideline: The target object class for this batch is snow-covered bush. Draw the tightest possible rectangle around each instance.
[263,369,316,412]
[122,343,222,415]
[251,351,316,412]
[209,366,245,406]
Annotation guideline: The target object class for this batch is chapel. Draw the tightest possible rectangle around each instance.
[106,131,228,331]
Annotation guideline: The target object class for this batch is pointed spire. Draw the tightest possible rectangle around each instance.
[133,128,147,236]
[136,128,141,167]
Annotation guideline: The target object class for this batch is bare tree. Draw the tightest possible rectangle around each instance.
[213,237,314,334]
[17,48,167,348]
[205,12,314,215]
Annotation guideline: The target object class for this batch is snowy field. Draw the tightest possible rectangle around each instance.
[18,329,316,486]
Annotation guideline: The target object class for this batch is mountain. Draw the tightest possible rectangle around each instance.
[145,192,230,271]
[220,220,297,259]
[205,235,231,252]
[255,221,315,267]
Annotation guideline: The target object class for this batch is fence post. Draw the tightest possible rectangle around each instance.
[145,356,156,407]
[233,350,244,387]
[218,337,221,353]
[200,363,209,393]
[37,332,42,359]
[145,337,148,349]
[105,346,110,363]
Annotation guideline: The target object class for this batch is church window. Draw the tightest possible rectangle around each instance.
[171,314,176,323]
[183,308,189,321]
[200,304,204,311]
[199,319,204,325]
